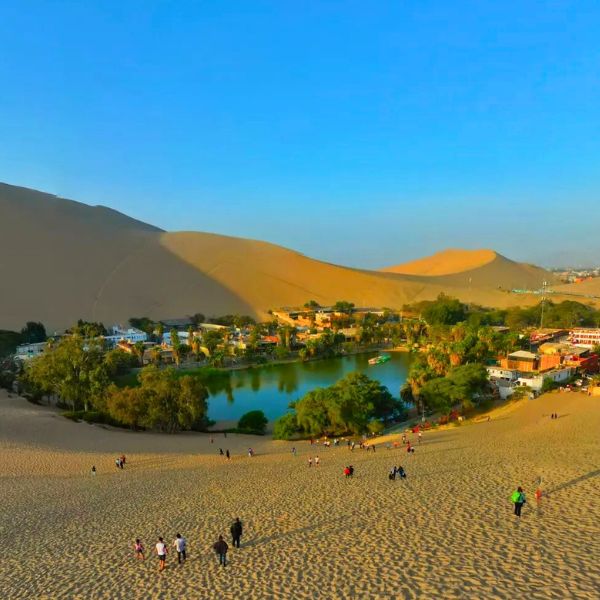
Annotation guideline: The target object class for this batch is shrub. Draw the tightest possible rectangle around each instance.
[367,419,385,435]
[237,410,268,434]
[273,412,300,440]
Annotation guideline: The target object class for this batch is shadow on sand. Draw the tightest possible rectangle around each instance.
[547,469,600,496]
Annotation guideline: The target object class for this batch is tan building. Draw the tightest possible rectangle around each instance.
[501,350,538,372]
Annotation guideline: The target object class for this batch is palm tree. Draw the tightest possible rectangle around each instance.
[150,346,162,366]
[133,341,145,366]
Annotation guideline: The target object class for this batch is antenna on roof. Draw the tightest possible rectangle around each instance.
[539,280,548,329]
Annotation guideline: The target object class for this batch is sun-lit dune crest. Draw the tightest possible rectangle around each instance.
[381,248,499,276]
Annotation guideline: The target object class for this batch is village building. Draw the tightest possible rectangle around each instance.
[569,327,600,348]
[15,341,47,361]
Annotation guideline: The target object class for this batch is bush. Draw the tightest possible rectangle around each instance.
[237,410,268,434]
[273,412,300,440]
[367,419,385,435]
[61,410,121,426]
[541,378,559,393]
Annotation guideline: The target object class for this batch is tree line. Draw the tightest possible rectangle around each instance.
[18,335,211,432]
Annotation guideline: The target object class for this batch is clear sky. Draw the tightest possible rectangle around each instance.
[1,1,599,268]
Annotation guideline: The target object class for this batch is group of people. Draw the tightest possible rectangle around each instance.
[550,412,560,419]
[343,465,355,478]
[115,455,126,469]
[307,456,320,467]
[136,518,244,572]
[218,448,231,460]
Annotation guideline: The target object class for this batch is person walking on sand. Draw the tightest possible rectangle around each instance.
[156,537,168,571]
[230,517,243,548]
[91,465,96,476]
[315,455,320,467]
[173,533,187,564]
[226,449,230,460]
[344,466,351,478]
[308,457,313,467]
[213,535,229,567]
[418,431,423,443]
[134,539,145,560]
[389,467,396,481]
[397,465,406,479]
[291,447,297,457]
[511,486,526,517]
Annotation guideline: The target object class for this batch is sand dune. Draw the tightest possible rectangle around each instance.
[552,278,600,298]
[382,248,499,276]
[383,248,556,290]
[1,388,599,599]
[1,182,558,331]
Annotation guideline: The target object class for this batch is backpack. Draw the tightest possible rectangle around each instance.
[511,491,521,503]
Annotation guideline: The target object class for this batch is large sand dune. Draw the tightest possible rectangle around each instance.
[383,248,556,290]
[383,248,499,276]
[1,388,599,598]
[1,182,558,331]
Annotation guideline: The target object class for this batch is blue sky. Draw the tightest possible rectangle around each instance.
[1,1,599,267]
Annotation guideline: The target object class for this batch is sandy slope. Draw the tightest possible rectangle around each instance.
[382,248,499,276]
[1,388,598,599]
[0,182,559,331]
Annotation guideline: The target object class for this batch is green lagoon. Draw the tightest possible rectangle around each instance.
[206,351,413,422]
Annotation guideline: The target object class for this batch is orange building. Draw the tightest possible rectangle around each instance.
[501,351,539,372]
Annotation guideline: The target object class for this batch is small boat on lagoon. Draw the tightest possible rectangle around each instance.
[368,353,391,366]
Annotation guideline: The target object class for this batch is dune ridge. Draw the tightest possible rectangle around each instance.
[382,248,499,276]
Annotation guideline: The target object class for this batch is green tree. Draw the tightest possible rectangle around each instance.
[128,317,156,335]
[367,419,385,435]
[68,320,107,338]
[203,330,224,355]
[104,348,138,378]
[105,385,147,429]
[421,293,466,326]
[304,300,321,309]
[170,328,182,367]
[333,301,355,314]
[238,409,268,433]
[20,321,47,344]
[272,412,300,440]
[23,335,108,411]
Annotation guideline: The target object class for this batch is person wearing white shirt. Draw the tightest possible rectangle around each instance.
[173,533,187,564]
[155,537,168,571]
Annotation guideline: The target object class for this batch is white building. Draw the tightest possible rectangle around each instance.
[103,326,148,348]
[15,341,47,361]
[569,328,600,348]
[515,366,574,393]
[486,366,518,382]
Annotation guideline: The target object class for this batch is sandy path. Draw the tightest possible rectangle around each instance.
[1,390,599,599]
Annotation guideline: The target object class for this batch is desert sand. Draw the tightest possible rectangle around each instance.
[382,248,500,276]
[1,182,559,332]
[1,388,599,599]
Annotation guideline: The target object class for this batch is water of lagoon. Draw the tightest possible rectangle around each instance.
[206,351,413,422]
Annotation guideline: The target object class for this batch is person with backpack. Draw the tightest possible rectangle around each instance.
[213,535,229,567]
[230,517,243,548]
[511,486,526,517]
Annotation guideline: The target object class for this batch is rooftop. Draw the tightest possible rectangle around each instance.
[508,350,538,360]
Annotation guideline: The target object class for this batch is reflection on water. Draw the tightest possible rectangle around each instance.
[206,351,413,422]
